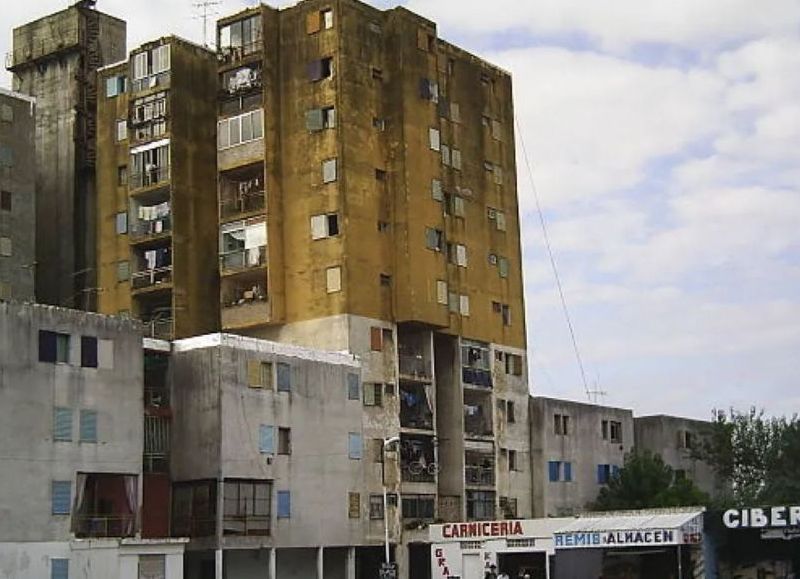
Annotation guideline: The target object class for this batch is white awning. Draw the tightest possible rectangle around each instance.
[553,508,704,549]
[131,138,170,155]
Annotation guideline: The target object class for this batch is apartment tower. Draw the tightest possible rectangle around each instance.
[214,1,530,576]
[7,0,126,309]
[96,37,219,339]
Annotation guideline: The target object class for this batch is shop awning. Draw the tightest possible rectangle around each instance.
[553,508,704,549]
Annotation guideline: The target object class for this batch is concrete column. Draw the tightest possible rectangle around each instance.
[396,542,409,579]
[346,547,356,579]
[544,552,550,579]
[215,549,223,579]
[317,547,324,579]
[268,548,276,579]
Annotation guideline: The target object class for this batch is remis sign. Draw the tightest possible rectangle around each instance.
[723,506,800,529]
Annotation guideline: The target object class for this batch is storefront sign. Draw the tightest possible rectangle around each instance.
[431,520,531,542]
[723,506,800,529]
[554,528,699,549]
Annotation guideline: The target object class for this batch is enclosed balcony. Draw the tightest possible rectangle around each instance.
[223,479,272,536]
[137,296,173,340]
[130,140,170,191]
[398,327,432,381]
[464,390,493,438]
[219,162,265,220]
[220,218,267,275]
[72,473,138,538]
[462,339,492,389]
[172,480,217,538]
[465,450,495,487]
[400,434,436,484]
[399,382,434,430]
[217,14,263,67]
[130,195,171,242]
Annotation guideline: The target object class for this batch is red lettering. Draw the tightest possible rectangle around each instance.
[491,522,500,535]
[437,558,446,567]
[435,549,443,557]
[500,522,508,535]
[442,525,452,539]
[481,522,491,536]
[442,567,450,576]
[513,521,523,535]
[469,523,479,537]
[461,523,469,538]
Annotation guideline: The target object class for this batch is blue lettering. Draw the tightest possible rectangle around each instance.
[555,535,563,547]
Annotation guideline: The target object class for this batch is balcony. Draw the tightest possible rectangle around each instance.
[465,451,495,487]
[221,274,268,329]
[462,340,492,389]
[72,473,137,538]
[400,382,434,430]
[131,266,173,292]
[142,317,173,340]
[464,390,493,438]
[220,246,266,273]
[217,42,264,67]
[131,215,172,241]
[130,165,170,191]
[400,434,436,484]
[399,354,431,381]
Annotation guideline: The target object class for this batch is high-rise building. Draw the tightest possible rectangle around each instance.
[0,89,36,301]
[7,0,126,309]
[212,0,530,576]
[95,37,219,340]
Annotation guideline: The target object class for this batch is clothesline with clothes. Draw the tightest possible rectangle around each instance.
[137,201,170,221]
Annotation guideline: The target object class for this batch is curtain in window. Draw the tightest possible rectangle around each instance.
[124,475,138,535]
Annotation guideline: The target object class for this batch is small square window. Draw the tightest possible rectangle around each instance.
[278,427,292,455]
[326,266,342,293]
[115,212,128,235]
[377,221,390,232]
[116,119,128,142]
[380,273,392,287]
[259,424,275,454]
[363,383,383,407]
[80,336,98,368]
[373,117,386,131]
[371,67,383,80]
[509,449,518,471]
[322,106,336,128]
[348,432,363,459]
[0,237,12,257]
[375,168,387,181]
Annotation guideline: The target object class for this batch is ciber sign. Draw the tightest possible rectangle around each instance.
[723,506,800,529]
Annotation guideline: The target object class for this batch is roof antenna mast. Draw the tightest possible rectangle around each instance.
[193,1,222,48]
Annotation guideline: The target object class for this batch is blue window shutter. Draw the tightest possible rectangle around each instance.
[564,462,572,482]
[598,464,610,484]
[259,425,274,454]
[277,490,291,518]
[347,373,360,400]
[277,363,291,392]
[51,558,69,579]
[348,432,362,460]
[79,410,97,443]
[548,461,560,482]
[53,408,72,441]
[52,481,71,514]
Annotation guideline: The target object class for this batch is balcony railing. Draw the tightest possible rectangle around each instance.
[143,318,173,340]
[463,367,493,388]
[130,166,170,190]
[132,266,173,290]
[131,216,172,239]
[399,354,431,381]
[401,460,437,484]
[465,465,495,487]
[223,514,271,536]
[220,191,265,219]
[217,42,264,66]
[132,71,171,94]
[220,246,266,272]
[73,514,136,538]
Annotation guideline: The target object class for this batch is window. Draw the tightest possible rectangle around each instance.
[431,179,443,201]
[371,67,383,80]
[380,273,392,287]
[554,413,570,436]
[369,494,384,519]
[564,461,573,482]
[117,261,130,282]
[373,117,385,131]
[310,213,339,240]
[305,106,336,131]
[429,128,440,151]
[346,373,360,400]
[278,427,291,455]
[322,8,334,29]
[441,144,450,166]
[348,432,362,459]
[0,282,9,300]
[222,479,271,535]
[53,407,72,441]
[499,497,518,519]
[425,228,444,252]
[0,190,10,211]
[116,119,128,142]
[372,438,385,463]
[363,383,383,407]
[0,145,13,168]
[132,45,170,81]
[451,195,466,218]
[52,481,71,514]
[610,421,623,443]
[508,450,518,471]
[448,292,459,313]
[548,461,560,482]
[597,464,613,484]
[80,336,98,368]
[450,102,461,122]
[117,166,128,186]
[114,211,128,235]
[308,57,334,81]
[348,492,360,518]
[277,490,291,518]
[498,257,509,278]
[326,266,342,293]
[247,360,273,389]
[419,78,439,102]
[51,558,69,579]
[0,103,13,123]
[507,401,516,423]
[496,211,507,231]
[502,305,511,326]
[277,363,291,392]
[0,237,11,256]
[39,330,70,364]
[466,490,495,521]
[218,109,264,149]
[375,168,387,181]
[322,158,337,183]
[402,494,435,519]
[436,280,448,305]
[452,148,462,170]
[79,410,98,443]
[505,354,522,376]
[307,9,334,33]
[378,221,390,232]
[370,326,383,351]
[459,295,470,316]
[219,15,263,57]
[455,244,468,267]
[106,75,126,97]
[259,425,274,454]
[678,430,694,449]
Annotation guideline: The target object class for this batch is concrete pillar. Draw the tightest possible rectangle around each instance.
[347,547,356,579]
[544,552,550,579]
[215,549,223,579]
[396,542,409,579]
[268,548,276,579]
[316,547,324,579]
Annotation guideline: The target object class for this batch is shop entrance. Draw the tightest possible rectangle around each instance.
[497,552,547,579]
[462,553,483,579]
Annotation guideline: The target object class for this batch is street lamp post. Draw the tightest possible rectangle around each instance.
[382,435,400,571]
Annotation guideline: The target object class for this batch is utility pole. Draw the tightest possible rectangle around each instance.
[192,0,222,48]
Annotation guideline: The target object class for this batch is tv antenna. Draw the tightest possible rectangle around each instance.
[588,374,608,405]
[193,1,222,48]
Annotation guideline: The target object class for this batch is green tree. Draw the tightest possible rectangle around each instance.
[591,450,709,511]
[696,408,800,506]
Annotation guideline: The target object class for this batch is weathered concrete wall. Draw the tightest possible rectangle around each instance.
[0,303,143,543]
[634,415,720,497]
[530,397,634,517]
[0,90,36,301]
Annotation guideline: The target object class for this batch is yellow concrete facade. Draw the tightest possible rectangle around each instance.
[96,37,219,339]
[216,0,526,351]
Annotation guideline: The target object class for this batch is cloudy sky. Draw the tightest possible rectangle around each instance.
[2,0,798,419]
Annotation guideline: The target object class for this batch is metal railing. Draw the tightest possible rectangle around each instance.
[73,514,136,538]
[219,191,265,219]
[220,246,266,271]
[465,465,495,486]
[222,514,271,536]
[131,71,171,94]
[401,460,437,483]
[131,215,171,239]
[130,166,170,190]
[143,318,173,340]
[131,266,172,290]
[462,367,493,388]
[217,42,264,65]
[399,354,431,380]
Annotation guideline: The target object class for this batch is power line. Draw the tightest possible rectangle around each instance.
[514,116,593,402]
